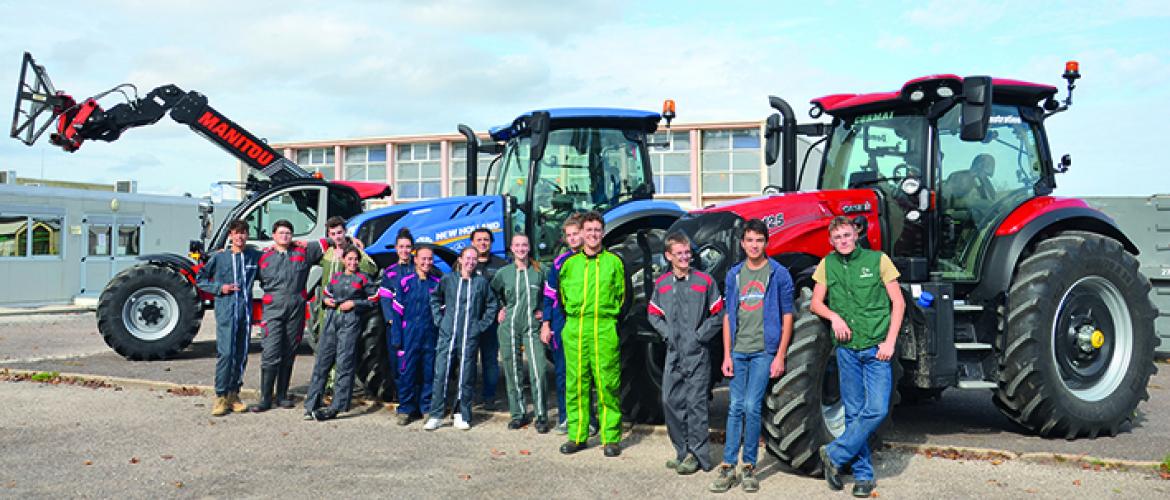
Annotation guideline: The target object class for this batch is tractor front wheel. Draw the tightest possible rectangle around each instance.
[995,231,1158,438]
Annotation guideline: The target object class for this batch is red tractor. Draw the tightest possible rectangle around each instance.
[666,63,1159,474]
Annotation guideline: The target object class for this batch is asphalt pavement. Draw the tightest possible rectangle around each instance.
[2,381,1168,499]
[3,312,1168,464]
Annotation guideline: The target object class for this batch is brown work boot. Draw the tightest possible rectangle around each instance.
[227,392,247,413]
[211,396,229,417]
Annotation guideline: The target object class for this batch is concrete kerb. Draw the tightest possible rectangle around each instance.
[0,304,94,317]
[884,442,1164,473]
[3,367,1163,472]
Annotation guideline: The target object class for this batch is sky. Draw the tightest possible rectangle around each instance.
[0,0,1167,197]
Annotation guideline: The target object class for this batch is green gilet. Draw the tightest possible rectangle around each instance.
[823,248,890,350]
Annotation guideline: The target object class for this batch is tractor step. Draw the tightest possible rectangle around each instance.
[955,342,993,350]
[953,300,984,312]
[956,381,997,389]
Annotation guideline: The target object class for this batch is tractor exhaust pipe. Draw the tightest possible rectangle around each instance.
[766,96,797,192]
[457,124,478,196]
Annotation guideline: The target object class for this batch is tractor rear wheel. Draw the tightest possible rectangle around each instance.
[995,231,1158,438]
[609,228,668,424]
[762,292,901,475]
[97,264,203,360]
[305,296,395,402]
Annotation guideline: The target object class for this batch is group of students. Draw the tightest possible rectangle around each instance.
[197,211,904,497]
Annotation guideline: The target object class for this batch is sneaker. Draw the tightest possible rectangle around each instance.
[303,411,316,421]
[423,417,442,431]
[708,464,738,493]
[603,444,621,457]
[677,455,700,475]
[819,445,843,491]
[554,420,568,435]
[740,464,759,493]
[227,392,247,413]
[312,408,337,421]
[852,481,875,498]
[666,458,681,470]
[211,396,229,417]
[396,413,416,426]
[454,413,471,430]
[559,441,587,455]
[534,418,550,434]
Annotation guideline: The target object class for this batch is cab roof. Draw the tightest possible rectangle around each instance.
[811,74,1058,117]
[489,107,661,141]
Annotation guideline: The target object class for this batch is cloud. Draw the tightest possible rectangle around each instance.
[876,34,911,52]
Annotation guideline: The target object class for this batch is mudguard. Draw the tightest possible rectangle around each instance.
[969,197,1138,302]
[603,199,685,239]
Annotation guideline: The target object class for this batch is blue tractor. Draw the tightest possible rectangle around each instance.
[349,107,685,422]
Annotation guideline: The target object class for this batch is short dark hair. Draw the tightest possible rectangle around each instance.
[741,219,769,242]
[414,245,434,258]
[562,212,584,230]
[471,227,493,243]
[227,219,248,235]
[341,245,362,260]
[325,216,346,231]
[272,219,294,234]
[396,227,414,245]
[580,211,604,229]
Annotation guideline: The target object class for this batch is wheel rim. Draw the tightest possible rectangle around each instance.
[822,355,846,437]
[121,287,180,341]
[1050,276,1133,402]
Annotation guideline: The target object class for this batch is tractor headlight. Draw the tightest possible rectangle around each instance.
[900,177,921,195]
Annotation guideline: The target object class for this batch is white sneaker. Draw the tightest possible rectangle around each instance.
[453,413,471,430]
[423,417,442,431]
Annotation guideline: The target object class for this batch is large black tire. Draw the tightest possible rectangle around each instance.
[994,231,1158,438]
[762,292,901,475]
[97,264,203,361]
[609,228,668,424]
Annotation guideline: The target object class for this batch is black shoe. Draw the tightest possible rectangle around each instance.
[481,400,498,412]
[248,369,277,413]
[534,418,550,434]
[603,444,621,457]
[313,408,338,421]
[274,359,295,408]
[507,417,530,430]
[819,445,843,491]
[559,441,587,455]
[852,481,875,498]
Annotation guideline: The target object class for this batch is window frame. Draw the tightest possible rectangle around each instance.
[0,211,66,261]
[394,142,443,201]
[700,128,762,195]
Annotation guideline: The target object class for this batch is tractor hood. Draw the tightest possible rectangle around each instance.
[347,195,507,264]
[672,190,884,276]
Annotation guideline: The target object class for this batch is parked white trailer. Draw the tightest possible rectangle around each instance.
[1085,194,1170,355]
[0,183,228,307]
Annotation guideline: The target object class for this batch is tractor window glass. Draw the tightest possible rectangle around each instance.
[245,189,320,240]
[821,113,926,192]
[936,104,1042,280]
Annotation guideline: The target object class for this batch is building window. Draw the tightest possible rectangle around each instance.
[701,129,761,194]
[296,147,336,180]
[0,214,63,258]
[648,131,691,195]
[344,145,387,182]
[450,142,500,196]
[395,142,442,200]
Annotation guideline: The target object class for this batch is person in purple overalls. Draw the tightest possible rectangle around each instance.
[386,246,442,426]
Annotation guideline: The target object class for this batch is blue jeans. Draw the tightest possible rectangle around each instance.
[827,346,892,482]
[722,351,771,467]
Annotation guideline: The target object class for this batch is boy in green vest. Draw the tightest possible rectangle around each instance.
[812,216,905,498]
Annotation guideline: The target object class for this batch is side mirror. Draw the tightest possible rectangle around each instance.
[960,76,993,142]
[1056,153,1071,173]
[528,111,551,164]
[764,113,781,166]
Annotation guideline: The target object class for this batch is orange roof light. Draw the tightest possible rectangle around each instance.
[1065,60,1079,73]
[662,99,676,114]
[312,171,324,179]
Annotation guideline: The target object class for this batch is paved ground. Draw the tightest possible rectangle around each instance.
[2,381,1167,499]
[2,312,1167,463]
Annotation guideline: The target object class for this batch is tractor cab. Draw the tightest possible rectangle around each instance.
[811,75,1059,281]
[473,108,667,263]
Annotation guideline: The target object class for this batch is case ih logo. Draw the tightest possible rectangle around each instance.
[841,201,872,214]
[196,111,275,166]
[762,212,784,229]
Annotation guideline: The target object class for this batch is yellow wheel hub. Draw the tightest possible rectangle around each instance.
[1090,330,1105,349]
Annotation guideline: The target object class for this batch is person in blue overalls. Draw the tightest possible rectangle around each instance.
[196,219,261,417]
[386,246,442,426]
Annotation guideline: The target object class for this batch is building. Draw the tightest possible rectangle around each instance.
[255,120,822,211]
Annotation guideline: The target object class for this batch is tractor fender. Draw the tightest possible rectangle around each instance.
[138,253,198,282]
[969,201,1138,303]
[602,199,685,243]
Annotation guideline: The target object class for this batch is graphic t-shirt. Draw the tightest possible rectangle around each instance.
[734,263,770,353]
